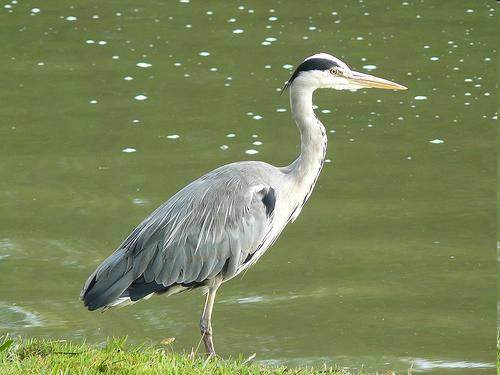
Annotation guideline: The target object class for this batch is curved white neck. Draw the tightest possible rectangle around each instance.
[288,83,328,184]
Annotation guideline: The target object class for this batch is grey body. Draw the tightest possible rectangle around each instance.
[82,153,325,311]
[83,161,308,309]
[80,53,406,355]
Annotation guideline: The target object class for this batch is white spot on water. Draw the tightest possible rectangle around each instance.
[134,94,148,101]
[232,29,244,34]
[98,40,107,45]
[124,76,133,81]
[276,108,287,113]
[429,139,444,144]
[166,134,180,139]
[226,133,236,138]
[132,198,148,206]
[414,95,428,100]
[252,115,263,120]
[66,16,77,21]
[220,145,229,150]
[85,40,95,44]
[199,51,210,57]
[31,7,40,14]
[253,141,263,146]
[430,57,439,61]
[136,62,152,68]
[245,149,259,155]
[362,64,377,71]
[282,64,293,70]
[122,148,136,153]
[89,99,98,104]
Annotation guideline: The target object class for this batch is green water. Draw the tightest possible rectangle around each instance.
[0,1,496,373]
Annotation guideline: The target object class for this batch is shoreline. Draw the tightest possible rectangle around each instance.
[0,336,393,375]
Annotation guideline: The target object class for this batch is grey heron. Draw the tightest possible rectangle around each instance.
[81,53,406,355]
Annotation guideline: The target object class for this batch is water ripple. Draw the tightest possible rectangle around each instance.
[0,303,43,328]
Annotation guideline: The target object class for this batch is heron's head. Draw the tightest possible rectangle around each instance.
[284,53,407,91]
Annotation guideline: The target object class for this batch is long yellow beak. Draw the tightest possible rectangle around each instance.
[350,71,407,90]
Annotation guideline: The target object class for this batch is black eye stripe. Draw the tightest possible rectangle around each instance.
[297,58,340,73]
[284,58,341,89]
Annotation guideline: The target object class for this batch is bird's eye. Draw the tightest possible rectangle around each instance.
[329,67,338,75]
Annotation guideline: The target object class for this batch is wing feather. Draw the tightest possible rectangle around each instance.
[81,162,278,310]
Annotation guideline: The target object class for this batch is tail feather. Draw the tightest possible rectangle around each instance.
[81,248,137,310]
[80,241,207,310]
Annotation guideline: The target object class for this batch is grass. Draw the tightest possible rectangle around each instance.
[0,336,400,375]
[497,332,500,375]
[3,334,499,374]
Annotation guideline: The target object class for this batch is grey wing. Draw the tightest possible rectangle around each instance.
[81,164,277,310]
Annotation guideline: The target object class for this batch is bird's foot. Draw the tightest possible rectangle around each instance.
[201,331,216,357]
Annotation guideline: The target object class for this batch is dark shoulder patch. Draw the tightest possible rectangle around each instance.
[261,187,276,218]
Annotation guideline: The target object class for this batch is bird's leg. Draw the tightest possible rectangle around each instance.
[200,278,222,356]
